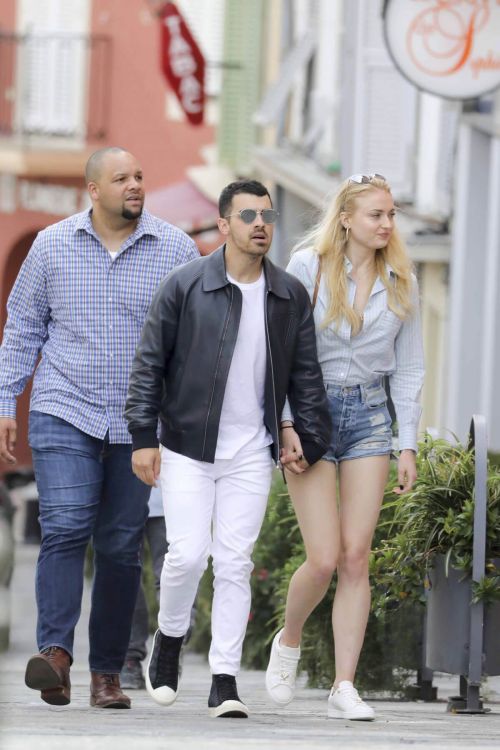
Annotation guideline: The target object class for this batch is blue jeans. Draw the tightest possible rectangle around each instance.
[322,379,393,463]
[29,411,149,672]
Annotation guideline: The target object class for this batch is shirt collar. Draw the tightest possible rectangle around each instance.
[74,208,161,243]
[344,255,395,278]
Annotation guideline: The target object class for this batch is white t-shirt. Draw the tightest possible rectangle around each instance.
[215,271,272,459]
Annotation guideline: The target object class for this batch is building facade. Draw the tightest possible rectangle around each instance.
[215,0,500,451]
[0,0,222,466]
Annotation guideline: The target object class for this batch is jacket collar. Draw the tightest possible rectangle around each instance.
[203,245,290,299]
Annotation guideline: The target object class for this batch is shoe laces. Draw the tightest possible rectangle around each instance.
[277,652,298,682]
[42,646,63,661]
[100,674,119,686]
[213,674,238,702]
[336,682,363,703]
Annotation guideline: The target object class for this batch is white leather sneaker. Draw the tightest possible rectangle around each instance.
[265,629,300,706]
[327,680,375,720]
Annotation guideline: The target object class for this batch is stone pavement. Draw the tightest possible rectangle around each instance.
[1,545,499,750]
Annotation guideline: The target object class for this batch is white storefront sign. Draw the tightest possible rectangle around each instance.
[0,177,88,216]
[383,0,500,99]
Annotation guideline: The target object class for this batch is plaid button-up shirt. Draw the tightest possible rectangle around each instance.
[0,208,199,442]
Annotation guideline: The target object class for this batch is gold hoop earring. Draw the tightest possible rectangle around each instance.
[345,226,350,242]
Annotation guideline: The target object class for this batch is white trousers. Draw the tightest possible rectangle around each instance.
[158,445,273,676]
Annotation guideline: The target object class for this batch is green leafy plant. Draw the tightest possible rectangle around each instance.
[190,436,500,693]
[371,434,500,616]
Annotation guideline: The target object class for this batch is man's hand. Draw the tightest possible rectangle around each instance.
[131,447,161,486]
[279,425,309,475]
[0,418,17,464]
[393,449,417,494]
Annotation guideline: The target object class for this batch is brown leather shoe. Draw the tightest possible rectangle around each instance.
[25,647,71,705]
[90,672,131,709]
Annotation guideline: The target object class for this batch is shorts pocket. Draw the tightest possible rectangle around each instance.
[364,384,387,409]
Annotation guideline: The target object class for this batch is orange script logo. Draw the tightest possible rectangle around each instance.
[406,0,500,78]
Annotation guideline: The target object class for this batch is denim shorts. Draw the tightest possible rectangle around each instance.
[322,379,393,464]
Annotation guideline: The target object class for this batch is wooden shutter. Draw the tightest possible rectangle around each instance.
[340,0,417,199]
[16,0,90,137]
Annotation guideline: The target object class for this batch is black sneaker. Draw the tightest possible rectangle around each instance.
[145,629,184,706]
[120,658,145,690]
[208,674,249,718]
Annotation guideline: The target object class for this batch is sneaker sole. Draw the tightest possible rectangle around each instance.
[209,700,249,718]
[328,708,375,721]
[145,672,178,706]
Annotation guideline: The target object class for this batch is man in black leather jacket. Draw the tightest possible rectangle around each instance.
[125,179,330,719]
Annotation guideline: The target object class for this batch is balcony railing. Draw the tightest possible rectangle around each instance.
[0,32,111,141]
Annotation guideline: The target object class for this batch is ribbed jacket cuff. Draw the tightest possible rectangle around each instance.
[130,428,159,452]
[301,439,327,466]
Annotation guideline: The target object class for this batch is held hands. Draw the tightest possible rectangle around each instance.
[0,418,17,464]
[393,449,417,494]
[131,447,161,486]
[279,424,310,475]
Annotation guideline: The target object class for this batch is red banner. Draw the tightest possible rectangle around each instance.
[159,2,205,125]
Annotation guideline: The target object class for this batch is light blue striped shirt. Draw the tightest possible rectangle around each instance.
[0,208,199,443]
[283,248,424,451]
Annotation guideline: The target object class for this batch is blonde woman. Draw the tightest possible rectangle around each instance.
[265,174,424,720]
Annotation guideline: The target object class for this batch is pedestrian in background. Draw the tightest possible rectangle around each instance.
[266,173,424,721]
[120,485,197,690]
[119,485,167,690]
[0,147,199,709]
[125,179,330,718]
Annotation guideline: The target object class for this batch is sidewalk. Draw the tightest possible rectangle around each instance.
[1,544,499,750]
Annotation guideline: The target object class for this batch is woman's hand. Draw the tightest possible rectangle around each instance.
[279,425,309,475]
[393,449,417,494]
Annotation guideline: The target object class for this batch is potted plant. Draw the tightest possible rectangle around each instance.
[370,435,500,677]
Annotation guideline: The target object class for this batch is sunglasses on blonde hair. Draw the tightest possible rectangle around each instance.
[348,173,386,184]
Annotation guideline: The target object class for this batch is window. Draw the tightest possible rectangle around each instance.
[16,0,90,138]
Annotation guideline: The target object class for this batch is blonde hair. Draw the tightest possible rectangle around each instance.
[294,176,414,335]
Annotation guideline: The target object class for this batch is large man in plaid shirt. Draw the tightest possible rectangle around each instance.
[0,147,198,709]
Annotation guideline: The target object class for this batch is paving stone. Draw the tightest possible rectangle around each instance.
[1,545,499,749]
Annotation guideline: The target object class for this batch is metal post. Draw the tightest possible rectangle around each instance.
[459,415,488,712]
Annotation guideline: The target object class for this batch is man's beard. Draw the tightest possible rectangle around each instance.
[122,205,143,220]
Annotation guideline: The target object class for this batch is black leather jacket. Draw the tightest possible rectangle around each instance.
[125,246,330,465]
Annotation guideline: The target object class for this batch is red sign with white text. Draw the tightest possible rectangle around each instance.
[159,2,205,125]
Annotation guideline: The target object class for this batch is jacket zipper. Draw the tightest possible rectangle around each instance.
[201,284,234,458]
[265,289,279,462]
